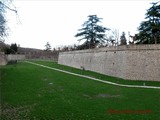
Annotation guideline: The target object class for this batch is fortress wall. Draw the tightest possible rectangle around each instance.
[58,45,160,81]
[7,54,26,61]
[0,54,26,66]
[0,52,7,65]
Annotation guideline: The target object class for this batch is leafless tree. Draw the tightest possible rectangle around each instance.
[0,0,17,42]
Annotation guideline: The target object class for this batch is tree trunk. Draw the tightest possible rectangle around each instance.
[154,35,157,44]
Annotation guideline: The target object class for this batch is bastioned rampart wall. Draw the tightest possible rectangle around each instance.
[58,45,160,81]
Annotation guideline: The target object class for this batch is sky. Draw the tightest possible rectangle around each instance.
[4,0,157,50]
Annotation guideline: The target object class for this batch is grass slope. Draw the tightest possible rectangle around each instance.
[0,61,160,120]
[30,60,160,87]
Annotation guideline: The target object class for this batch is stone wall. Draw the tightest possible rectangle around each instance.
[58,44,160,81]
[7,55,26,61]
[18,47,59,62]
[0,52,7,65]
[0,54,25,65]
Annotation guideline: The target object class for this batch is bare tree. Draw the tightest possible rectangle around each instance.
[112,29,119,46]
[105,29,119,46]
[45,42,51,51]
[0,0,17,42]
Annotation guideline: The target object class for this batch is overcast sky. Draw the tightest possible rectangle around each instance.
[4,0,157,50]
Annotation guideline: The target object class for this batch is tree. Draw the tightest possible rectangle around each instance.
[112,29,119,46]
[120,32,127,45]
[0,0,17,42]
[75,15,109,49]
[0,0,7,42]
[3,43,18,54]
[106,29,119,46]
[45,42,51,51]
[10,43,17,53]
[135,2,160,44]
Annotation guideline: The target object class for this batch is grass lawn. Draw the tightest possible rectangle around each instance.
[31,60,160,87]
[0,60,160,120]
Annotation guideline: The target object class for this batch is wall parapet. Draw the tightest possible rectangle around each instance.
[60,44,160,54]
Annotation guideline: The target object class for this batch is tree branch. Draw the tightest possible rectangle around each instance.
[0,1,17,13]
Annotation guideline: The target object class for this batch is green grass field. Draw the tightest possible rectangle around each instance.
[0,60,160,120]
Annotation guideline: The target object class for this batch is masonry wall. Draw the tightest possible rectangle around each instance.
[18,47,59,62]
[58,44,160,81]
[7,55,26,61]
[0,52,7,65]
[0,54,26,65]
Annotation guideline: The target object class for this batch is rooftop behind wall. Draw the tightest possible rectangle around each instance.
[58,44,160,81]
